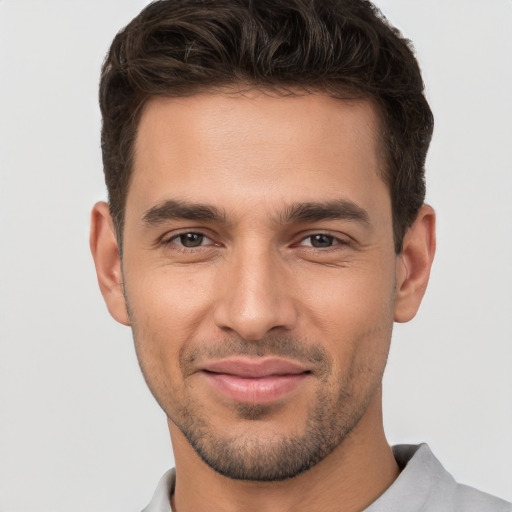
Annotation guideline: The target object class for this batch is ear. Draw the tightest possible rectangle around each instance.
[90,202,130,326]
[394,204,436,323]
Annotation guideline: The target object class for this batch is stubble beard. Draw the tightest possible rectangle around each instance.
[172,382,370,482]
[124,266,394,483]
[158,335,384,482]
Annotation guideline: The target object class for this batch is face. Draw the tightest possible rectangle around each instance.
[121,91,399,480]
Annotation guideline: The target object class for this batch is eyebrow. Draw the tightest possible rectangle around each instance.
[142,199,227,226]
[279,200,371,226]
[141,198,370,228]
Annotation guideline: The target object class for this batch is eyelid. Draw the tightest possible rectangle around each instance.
[295,231,351,247]
[161,229,216,248]
[157,228,351,249]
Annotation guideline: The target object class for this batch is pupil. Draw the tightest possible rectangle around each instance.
[312,234,333,248]
[180,233,203,247]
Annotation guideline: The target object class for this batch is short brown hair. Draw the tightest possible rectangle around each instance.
[100,0,433,253]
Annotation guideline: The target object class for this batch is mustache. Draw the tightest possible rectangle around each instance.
[179,334,332,378]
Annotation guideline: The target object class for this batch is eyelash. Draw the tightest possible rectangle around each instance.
[162,232,215,249]
[161,231,350,251]
[296,233,349,249]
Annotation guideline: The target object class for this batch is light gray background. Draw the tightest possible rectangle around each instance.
[0,1,511,511]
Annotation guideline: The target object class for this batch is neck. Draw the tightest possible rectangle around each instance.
[168,392,399,512]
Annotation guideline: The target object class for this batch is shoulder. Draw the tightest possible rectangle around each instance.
[365,444,511,512]
[450,483,512,512]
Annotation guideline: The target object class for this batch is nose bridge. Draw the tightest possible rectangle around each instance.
[213,238,297,340]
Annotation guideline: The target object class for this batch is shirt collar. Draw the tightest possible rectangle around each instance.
[141,444,437,512]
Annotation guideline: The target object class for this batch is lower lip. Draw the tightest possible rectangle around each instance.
[202,372,309,404]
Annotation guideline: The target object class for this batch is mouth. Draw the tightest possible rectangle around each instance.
[200,357,312,404]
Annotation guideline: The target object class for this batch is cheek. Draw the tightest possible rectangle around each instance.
[125,267,218,380]
[297,261,396,331]
[296,261,396,377]
[128,264,217,329]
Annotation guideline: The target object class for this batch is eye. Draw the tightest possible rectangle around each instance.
[168,232,212,248]
[299,234,343,248]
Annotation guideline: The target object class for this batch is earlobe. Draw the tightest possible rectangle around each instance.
[89,201,130,326]
[394,204,436,323]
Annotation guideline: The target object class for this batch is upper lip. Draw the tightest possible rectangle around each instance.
[201,357,309,378]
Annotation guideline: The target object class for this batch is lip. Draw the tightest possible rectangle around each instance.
[201,357,311,404]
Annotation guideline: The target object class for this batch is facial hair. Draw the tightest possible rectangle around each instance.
[164,334,380,482]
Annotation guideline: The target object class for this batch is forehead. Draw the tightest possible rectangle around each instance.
[129,91,388,221]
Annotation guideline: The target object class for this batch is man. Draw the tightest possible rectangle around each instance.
[90,0,511,510]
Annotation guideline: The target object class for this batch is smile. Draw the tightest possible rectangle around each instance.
[200,357,311,404]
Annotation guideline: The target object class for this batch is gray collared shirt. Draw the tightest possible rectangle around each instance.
[142,444,511,512]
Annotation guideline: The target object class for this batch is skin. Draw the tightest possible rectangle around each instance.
[91,91,435,512]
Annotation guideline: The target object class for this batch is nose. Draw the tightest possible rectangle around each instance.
[213,246,298,341]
